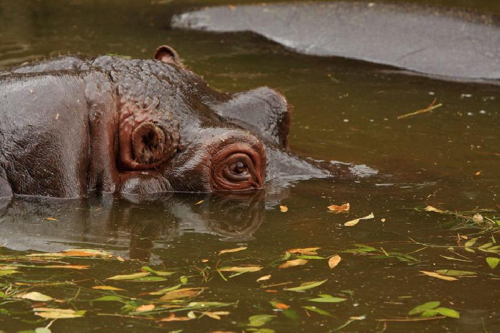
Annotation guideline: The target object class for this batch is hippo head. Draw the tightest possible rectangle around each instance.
[116,45,331,196]
[0,45,344,199]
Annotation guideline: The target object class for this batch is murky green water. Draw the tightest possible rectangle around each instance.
[0,0,499,332]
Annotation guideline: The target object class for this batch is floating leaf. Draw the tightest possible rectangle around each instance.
[141,266,175,277]
[149,284,182,296]
[328,255,342,269]
[279,259,308,269]
[424,206,446,214]
[344,213,374,227]
[34,308,86,319]
[308,294,347,303]
[409,301,440,315]
[219,247,248,255]
[286,247,320,255]
[129,276,167,283]
[135,304,155,313]
[248,314,276,327]
[342,244,377,254]
[45,265,89,270]
[159,314,192,322]
[486,257,499,269]
[302,306,332,317]
[106,272,149,280]
[284,279,327,292]
[203,311,230,320]
[256,275,271,282]
[35,328,51,333]
[420,271,457,281]
[93,296,125,302]
[20,292,53,302]
[328,203,350,213]
[219,266,262,273]
[0,270,18,277]
[29,249,112,258]
[434,270,476,277]
[92,286,125,291]
[270,301,290,310]
[435,307,460,319]
[280,205,288,213]
[159,288,203,301]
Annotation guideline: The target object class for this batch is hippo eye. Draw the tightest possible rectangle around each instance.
[211,142,266,192]
[229,161,248,175]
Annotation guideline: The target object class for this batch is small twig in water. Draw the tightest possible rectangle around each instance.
[397,98,443,119]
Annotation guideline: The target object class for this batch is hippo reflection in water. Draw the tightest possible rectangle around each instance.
[0,45,366,199]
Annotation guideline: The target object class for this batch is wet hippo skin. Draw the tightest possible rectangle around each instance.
[172,2,500,82]
[0,45,361,199]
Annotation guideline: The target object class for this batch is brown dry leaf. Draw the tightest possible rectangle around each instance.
[279,259,308,269]
[159,288,203,301]
[28,249,112,258]
[424,206,446,214]
[136,304,155,313]
[328,255,342,269]
[219,247,248,256]
[219,266,262,273]
[286,247,320,255]
[256,275,271,282]
[159,314,192,322]
[344,212,374,227]
[92,286,125,291]
[45,265,89,270]
[280,205,288,213]
[275,303,290,310]
[420,270,458,281]
[328,203,350,213]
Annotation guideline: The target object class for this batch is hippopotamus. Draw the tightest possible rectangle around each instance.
[0,45,355,199]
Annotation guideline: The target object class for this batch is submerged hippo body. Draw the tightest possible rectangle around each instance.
[0,46,340,199]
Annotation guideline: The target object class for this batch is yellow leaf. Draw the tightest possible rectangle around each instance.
[219,266,262,273]
[327,203,350,213]
[45,217,58,221]
[19,292,53,302]
[219,247,248,255]
[420,271,458,281]
[45,265,89,270]
[280,205,288,213]
[34,308,85,319]
[195,200,204,205]
[328,255,342,269]
[275,303,290,310]
[92,286,125,291]
[203,311,230,320]
[279,259,308,269]
[286,247,320,255]
[136,304,155,312]
[256,275,271,282]
[424,206,446,214]
[344,213,374,227]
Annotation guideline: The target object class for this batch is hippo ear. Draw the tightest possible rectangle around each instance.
[154,45,183,66]
[212,87,291,148]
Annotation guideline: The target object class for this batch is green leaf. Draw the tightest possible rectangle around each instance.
[486,257,500,269]
[129,276,167,283]
[35,328,52,333]
[342,244,377,254]
[180,276,188,284]
[248,314,276,327]
[435,307,460,319]
[435,270,476,277]
[149,284,182,295]
[409,301,440,315]
[284,279,327,292]
[106,272,149,280]
[308,294,347,303]
[247,329,275,333]
[302,306,332,317]
[421,309,439,317]
[295,255,326,260]
[0,270,18,276]
[464,238,478,248]
[0,291,6,298]
[93,296,125,302]
[141,266,175,277]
